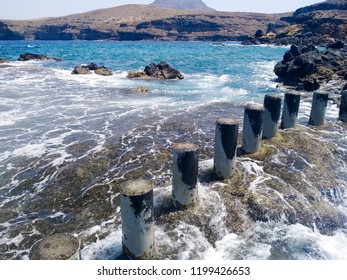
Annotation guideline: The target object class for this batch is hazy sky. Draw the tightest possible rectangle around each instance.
[1,0,324,20]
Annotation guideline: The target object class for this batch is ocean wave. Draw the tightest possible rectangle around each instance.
[1,41,346,260]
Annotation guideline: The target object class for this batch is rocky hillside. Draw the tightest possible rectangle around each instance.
[274,43,347,91]
[0,4,287,41]
[151,0,215,11]
[243,0,347,46]
[293,0,347,15]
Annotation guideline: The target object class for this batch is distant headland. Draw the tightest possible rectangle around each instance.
[0,0,346,45]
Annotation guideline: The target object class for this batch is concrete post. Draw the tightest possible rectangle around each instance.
[309,92,329,126]
[214,118,239,179]
[29,234,80,260]
[242,104,264,154]
[280,92,301,129]
[263,94,282,139]
[339,91,347,123]
[120,179,154,260]
[172,143,199,209]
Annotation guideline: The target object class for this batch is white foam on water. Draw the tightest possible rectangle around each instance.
[80,229,123,260]
[79,212,122,260]
[0,115,16,126]
[156,221,213,260]
[252,44,290,49]
[186,73,232,89]
[221,87,249,96]
[204,221,347,260]
[239,158,264,177]
[205,232,272,260]
[198,159,213,172]
[10,143,46,159]
[53,69,131,88]
[251,60,278,88]
[268,223,347,260]
[153,167,232,259]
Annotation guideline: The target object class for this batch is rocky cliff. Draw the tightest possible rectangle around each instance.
[0,4,287,41]
[243,0,347,46]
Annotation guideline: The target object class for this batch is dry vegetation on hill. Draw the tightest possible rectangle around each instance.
[0,4,288,41]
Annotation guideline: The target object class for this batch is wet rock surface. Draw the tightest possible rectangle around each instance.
[72,63,113,75]
[127,62,184,80]
[132,87,150,93]
[17,53,63,61]
[0,101,346,259]
[274,44,347,91]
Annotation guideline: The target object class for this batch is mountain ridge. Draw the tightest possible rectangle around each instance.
[0,4,288,41]
[150,0,215,12]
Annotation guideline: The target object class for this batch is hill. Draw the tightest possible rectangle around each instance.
[0,4,287,41]
[151,0,215,11]
[243,0,347,45]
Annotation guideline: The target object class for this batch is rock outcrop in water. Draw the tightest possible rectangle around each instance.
[274,43,347,91]
[17,53,63,62]
[127,62,184,80]
[71,63,113,76]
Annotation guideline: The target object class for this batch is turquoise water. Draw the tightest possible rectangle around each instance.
[1,41,347,260]
[0,40,285,99]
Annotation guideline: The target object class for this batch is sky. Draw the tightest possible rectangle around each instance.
[0,0,324,20]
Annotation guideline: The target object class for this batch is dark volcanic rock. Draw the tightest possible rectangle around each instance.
[128,62,184,80]
[72,66,91,75]
[243,1,347,46]
[303,77,320,91]
[255,29,264,38]
[18,53,63,62]
[72,63,113,76]
[95,67,113,76]
[328,41,345,49]
[274,44,347,91]
[145,62,184,79]
[127,71,148,79]
[293,0,347,16]
[87,63,99,71]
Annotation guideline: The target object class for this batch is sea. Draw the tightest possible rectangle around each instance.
[0,41,346,260]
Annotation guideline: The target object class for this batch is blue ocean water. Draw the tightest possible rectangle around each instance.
[0,41,347,260]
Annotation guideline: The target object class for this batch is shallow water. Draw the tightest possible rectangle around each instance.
[0,41,346,260]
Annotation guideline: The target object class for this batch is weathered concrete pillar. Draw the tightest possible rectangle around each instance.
[280,92,301,129]
[29,233,80,260]
[242,104,264,154]
[120,179,154,260]
[214,118,239,179]
[309,92,329,126]
[172,143,199,209]
[263,94,282,139]
[339,91,347,123]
